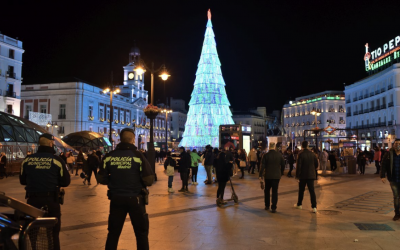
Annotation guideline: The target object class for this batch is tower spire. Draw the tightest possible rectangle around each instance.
[207,9,211,20]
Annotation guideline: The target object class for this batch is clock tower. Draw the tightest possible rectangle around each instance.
[120,45,148,103]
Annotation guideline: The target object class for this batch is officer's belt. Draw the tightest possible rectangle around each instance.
[27,191,57,197]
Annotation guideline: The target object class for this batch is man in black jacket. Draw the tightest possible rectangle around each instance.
[0,152,7,178]
[204,145,214,184]
[86,151,100,185]
[259,143,285,212]
[381,139,400,221]
[20,133,70,250]
[178,146,191,192]
[100,128,154,250]
[295,141,318,213]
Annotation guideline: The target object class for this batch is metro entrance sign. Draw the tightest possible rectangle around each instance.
[364,36,400,73]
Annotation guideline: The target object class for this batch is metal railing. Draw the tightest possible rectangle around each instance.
[58,114,66,119]
[5,91,16,98]
[388,102,394,107]
[388,84,393,90]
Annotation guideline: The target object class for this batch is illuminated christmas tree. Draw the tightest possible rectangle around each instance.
[179,9,234,148]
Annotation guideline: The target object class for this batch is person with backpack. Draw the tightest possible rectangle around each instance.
[164,152,176,193]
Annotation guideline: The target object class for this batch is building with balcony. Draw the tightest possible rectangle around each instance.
[344,63,400,149]
[0,33,24,116]
[20,47,169,149]
[282,91,346,149]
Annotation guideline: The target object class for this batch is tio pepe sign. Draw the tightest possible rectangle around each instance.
[364,36,400,72]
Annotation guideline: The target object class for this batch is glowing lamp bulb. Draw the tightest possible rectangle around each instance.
[159,72,170,81]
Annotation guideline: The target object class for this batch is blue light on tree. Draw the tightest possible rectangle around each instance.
[179,9,234,148]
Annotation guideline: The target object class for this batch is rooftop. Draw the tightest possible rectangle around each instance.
[0,33,23,49]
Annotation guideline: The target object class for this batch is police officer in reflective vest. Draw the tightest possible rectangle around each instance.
[100,128,154,250]
[20,133,70,250]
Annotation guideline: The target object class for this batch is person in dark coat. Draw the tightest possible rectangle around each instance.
[259,143,285,212]
[212,148,220,183]
[0,152,7,179]
[204,146,214,184]
[164,152,177,193]
[287,149,295,178]
[178,147,191,192]
[86,151,100,185]
[60,152,67,164]
[357,152,367,175]
[216,149,232,204]
[96,149,103,161]
[75,150,84,176]
[295,141,319,213]
[328,151,337,172]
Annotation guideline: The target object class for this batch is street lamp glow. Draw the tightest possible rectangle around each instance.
[46,122,51,128]
[134,65,145,75]
[54,123,59,128]
[114,88,120,94]
[159,72,170,81]
[103,88,110,93]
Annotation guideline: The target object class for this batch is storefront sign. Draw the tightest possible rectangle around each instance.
[364,36,400,72]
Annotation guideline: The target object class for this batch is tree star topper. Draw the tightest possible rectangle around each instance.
[208,9,211,20]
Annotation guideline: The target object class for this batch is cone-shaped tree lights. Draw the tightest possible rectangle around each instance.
[179,9,234,148]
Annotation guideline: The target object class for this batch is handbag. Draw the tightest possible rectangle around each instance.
[80,172,86,179]
[240,160,246,167]
[166,165,175,176]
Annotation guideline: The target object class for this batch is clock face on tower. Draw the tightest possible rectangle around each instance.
[128,72,134,79]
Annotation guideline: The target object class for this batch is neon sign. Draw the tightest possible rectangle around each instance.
[364,36,400,72]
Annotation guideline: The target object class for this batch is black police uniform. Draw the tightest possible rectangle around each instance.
[20,145,70,250]
[100,142,154,250]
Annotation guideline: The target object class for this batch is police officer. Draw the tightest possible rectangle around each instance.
[100,128,154,250]
[20,133,70,250]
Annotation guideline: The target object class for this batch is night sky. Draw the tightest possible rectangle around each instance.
[2,0,399,112]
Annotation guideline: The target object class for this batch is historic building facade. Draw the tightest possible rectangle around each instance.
[344,63,400,149]
[282,91,346,149]
[0,33,24,116]
[20,47,170,149]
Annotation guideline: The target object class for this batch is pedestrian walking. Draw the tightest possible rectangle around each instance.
[238,149,247,179]
[212,148,219,182]
[216,148,232,205]
[381,139,400,221]
[357,152,366,175]
[319,149,328,173]
[20,133,70,250]
[204,145,214,184]
[66,152,75,174]
[259,142,285,212]
[294,141,318,213]
[374,146,382,174]
[328,151,337,172]
[287,149,295,177]
[99,128,154,250]
[86,150,100,185]
[178,147,191,192]
[190,149,201,185]
[248,147,258,174]
[164,152,176,193]
[75,150,84,176]
[0,152,7,179]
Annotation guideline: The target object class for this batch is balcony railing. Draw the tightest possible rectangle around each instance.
[358,96,363,100]
[381,104,386,109]
[364,94,368,98]
[388,121,393,126]
[353,98,357,102]
[346,99,351,104]
[359,110,364,114]
[370,92,374,97]
[346,113,351,117]
[371,107,376,111]
[5,91,16,98]
[364,109,369,113]
[58,114,66,119]
[375,90,380,95]
[6,71,16,79]
[388,102,394,107]
[353,111,358,116]
[388,84,393,90]
[381,88,385,93]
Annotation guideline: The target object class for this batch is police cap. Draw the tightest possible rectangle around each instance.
[120,128,135,137]
[38,133,54,142]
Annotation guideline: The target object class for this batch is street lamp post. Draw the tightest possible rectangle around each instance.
[161,109,172,152]
[310,108,322,151]
[135,60,170,181]
[103,86,120,148]
[46,121,58,135]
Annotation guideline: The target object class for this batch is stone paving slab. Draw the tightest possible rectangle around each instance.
[0,163,399,249]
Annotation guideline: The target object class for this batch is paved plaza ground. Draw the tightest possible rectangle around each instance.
[0,162,400,249]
